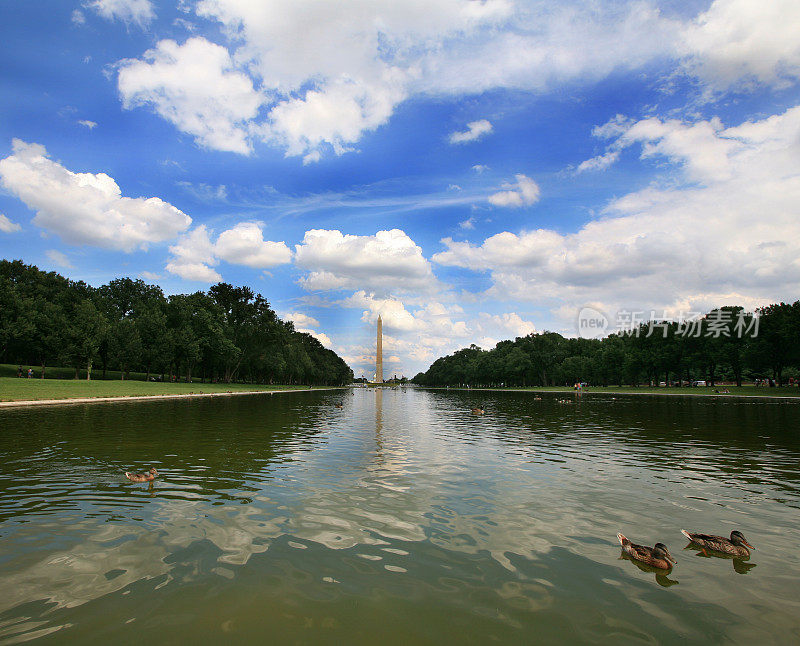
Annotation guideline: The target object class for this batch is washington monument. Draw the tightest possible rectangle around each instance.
[375,315,383,383]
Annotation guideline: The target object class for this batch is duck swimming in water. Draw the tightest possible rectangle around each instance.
[471,405,485,414]
[617,533,676,570]
[681,529,754,557]
[125,468,158,483]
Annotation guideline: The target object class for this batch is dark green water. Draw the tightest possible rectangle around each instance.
[1,388,799,644]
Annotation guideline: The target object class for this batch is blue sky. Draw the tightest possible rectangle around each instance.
[2,0,800,378]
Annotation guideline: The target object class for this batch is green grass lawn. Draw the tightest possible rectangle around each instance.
[449,385,800,398]
[0,376,322,402]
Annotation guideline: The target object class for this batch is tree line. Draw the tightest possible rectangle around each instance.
[0,259,353,385]
[413,304,800,388]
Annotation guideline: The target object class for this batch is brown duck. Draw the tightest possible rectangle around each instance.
[681,529,753,557]
[125,468,158,483]
[618,533,676,570]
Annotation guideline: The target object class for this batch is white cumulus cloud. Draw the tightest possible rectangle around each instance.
[335,292,542,377]
[449,119,493,144]
[263,72,407,160]
[488,174,540,208]
[335,292,473,375]
[0,214,21,233]
[118,38,263,154]
[478,312,536,338]
[194,0,511,160]
[107,1,800,160]
[86,0,154,26]
[283,312,332,348]
[45,249,74,269]
[112,0,511,159]
[576,150,620,173]
[295,229,437,294]
[165,225,221,282]
[284,312,321,329]
[343,291,422,333]
[681,0,800,92]
[0,139,191,251]
[110,1,800,159]
[165,222,291,282]
[214,222,292,269]
[435,104,800,321]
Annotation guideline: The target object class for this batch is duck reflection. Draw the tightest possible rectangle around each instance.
[682,543,757,574]
[619,550,680,587]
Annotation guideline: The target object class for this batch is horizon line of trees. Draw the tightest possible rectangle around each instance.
[413,303,800,388]
[0,259,353,385]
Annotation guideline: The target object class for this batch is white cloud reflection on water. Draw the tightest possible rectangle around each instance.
[0,392,557,624]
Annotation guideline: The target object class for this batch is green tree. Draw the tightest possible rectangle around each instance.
[110,319,143,379]
[136,303,169,381]
[67,298,108,380]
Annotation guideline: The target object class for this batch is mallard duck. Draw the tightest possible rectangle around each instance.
[617,533,676,570]
[681,529,753,557]
[125,468,158,483]
[471,405,485,414]
[334,402,343,408]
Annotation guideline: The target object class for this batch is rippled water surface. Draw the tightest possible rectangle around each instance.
[1,388,799,644]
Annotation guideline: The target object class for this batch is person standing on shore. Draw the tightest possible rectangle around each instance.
[17,365,23,377]
[27,368,33,378]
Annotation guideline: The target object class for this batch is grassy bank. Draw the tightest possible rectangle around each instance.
[0,377,321,403]
[434,385,800,398]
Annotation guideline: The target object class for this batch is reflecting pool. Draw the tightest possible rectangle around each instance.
[1,388,799,643]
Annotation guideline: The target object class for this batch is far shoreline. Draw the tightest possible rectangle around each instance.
[421,386,800,400]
